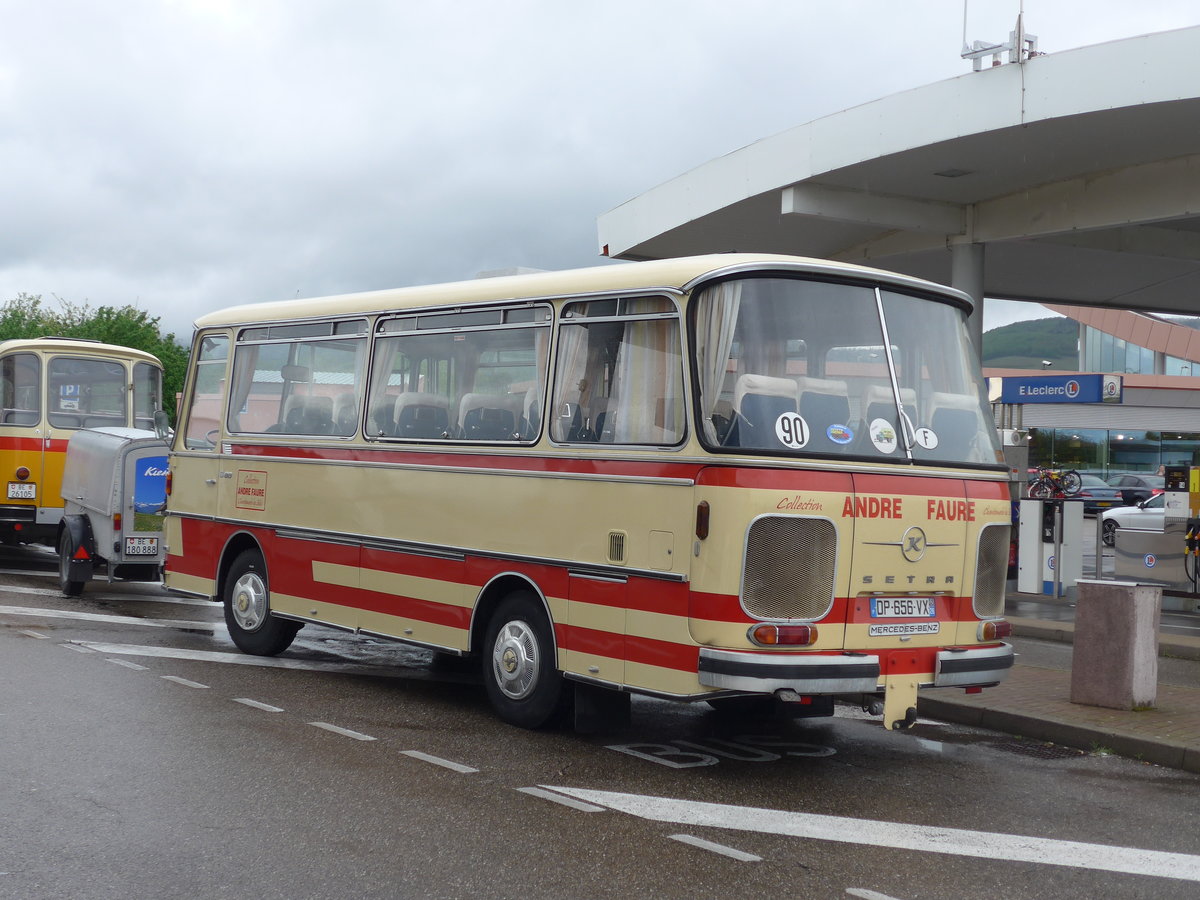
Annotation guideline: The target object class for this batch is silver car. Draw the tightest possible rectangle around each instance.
[1100,493,1165,546]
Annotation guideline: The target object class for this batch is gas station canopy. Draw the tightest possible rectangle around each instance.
[597,26,1200,318]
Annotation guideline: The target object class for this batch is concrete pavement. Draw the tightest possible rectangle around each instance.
[918,592,1200,774]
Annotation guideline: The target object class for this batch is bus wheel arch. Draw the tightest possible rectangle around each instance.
[219,537,300,657]
[475,575,567,728]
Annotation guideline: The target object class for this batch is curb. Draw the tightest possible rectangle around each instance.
[917,694,1200,774]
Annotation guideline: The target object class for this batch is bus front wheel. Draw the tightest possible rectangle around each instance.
[482,591,565,729]
[223,549,300,656]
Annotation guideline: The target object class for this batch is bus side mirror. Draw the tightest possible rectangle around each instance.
[152,410,173,441]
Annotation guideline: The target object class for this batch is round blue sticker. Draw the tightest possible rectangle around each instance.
[827,424,854,444]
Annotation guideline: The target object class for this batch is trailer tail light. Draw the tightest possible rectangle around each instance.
[748,624,818,646]
[977,620,1012,642]
[113,513,122,534]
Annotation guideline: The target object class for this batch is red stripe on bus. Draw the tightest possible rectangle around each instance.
[625,633,701,671]
[0,436,50,452]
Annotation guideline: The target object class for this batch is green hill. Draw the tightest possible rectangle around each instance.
[982,317,1078,370]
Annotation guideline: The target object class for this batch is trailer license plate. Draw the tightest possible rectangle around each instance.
[125,537,159,556]
[7,481,35,499]
[870,597,935,618]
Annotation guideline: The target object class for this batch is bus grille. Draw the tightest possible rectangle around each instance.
[973,524,1010,619]
[741,516,836,620]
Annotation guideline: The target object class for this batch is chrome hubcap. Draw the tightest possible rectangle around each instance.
[231,571,267,632]
[491,619,538,700]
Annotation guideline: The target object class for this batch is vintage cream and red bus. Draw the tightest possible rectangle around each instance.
[164,254,1013,730]
[0,337,163,546]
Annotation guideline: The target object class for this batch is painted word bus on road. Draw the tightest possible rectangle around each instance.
[164,254,1013,730]
[0,337,163,547]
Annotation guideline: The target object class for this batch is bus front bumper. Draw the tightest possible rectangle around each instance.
[697,642,1014,695]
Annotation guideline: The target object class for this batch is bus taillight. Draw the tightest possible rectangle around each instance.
[14,466,29,481]
[977,620,1012,642]
[749,624,818,646]
[166,470,172,496]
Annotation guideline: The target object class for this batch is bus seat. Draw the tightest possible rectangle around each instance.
[393,393,450,439]
[928,392,983,460]
[796,377,851,450]
[862,384,917,428]
[733,374,798,443]
[304,396,334,434]
[459,393,518,440]
[331,392,358,435]
[590,398,609,441]
[282,395,308,432]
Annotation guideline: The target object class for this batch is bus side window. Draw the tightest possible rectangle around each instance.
[551,297,684,446]
[183,334,229,449]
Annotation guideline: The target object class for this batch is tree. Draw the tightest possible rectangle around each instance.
[0,294,189,422]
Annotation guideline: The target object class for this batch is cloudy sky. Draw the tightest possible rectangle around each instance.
[1,1,1197,341]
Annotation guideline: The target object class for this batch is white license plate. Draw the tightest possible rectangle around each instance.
[7,481,35,499]
[124,537,159,556]
[870,596,935,618]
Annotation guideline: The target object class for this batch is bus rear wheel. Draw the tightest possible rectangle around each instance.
[223,549,300,656]
[482,591,565,729]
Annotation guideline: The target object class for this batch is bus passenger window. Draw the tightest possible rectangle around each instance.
[552,297,684,445]
[0,353,40,426]
[227,327,365,438]
[369,306,549,443]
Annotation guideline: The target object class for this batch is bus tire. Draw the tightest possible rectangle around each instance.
[223,549,300,656]
[57,529,86,597]
[482,591,565,729]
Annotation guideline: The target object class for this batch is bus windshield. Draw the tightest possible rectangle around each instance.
[692,276,1003,466]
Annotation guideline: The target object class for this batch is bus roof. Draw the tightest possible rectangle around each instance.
[0,337,163,366]
[193,253,974,329]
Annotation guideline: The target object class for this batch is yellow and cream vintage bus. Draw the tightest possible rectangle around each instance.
[165,254,1013,730]
[0,337,164,546]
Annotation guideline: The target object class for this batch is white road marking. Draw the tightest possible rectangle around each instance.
[543,788,1200,883]
[401,750,477,773]
[516,787,605,813]
[233,698,284,712]
[19,629,49,639]
[162,675,209,689]
[106,658,148,670]
[846,889,907,900]
[74,641,408,677]
[309,722,377,741]
[669,834,761,862]
[0,604,218,631]
[59,642,96,653]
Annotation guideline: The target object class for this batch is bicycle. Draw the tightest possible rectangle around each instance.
[1027,466,1083,498]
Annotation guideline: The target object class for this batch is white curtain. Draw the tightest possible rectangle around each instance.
[694,282,742,442]
[609,319,683,443]
[551,322,589,441]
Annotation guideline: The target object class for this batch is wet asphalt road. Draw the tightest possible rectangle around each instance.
[2,544,1200,899]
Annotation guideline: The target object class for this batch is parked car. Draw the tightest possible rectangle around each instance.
[1100,492,1165,546]
[1073,474,1125,514]
[1106,472,1165,505]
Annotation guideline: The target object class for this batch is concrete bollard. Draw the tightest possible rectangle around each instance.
[1070,579,1160,710]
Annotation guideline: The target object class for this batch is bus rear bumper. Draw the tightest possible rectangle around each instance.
[933,642,1014,687]
[697,648,881,694]
[697,641,1014,695]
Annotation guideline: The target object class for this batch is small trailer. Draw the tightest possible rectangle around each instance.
[58,427,169,596]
